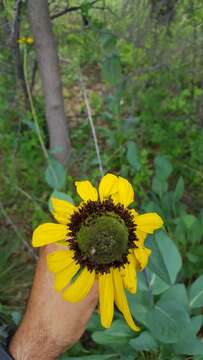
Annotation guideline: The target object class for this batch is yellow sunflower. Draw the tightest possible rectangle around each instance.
[32,173,163,331]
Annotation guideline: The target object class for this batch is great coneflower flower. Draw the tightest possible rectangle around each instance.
[32,173,163,331]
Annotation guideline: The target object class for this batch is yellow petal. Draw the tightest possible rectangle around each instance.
[135,213,163,234]
[75,180,98,202]
[112,176,134,207]
[63,267,95,302]
[134,247,152,271]
[120,255,137,294]
[113,268,140,331]
[51,197,76,225]
[99,269,114,328]
[129,209,139,218]
[54,262,80,292]
[98,173,118,201]
[130,209,148,247]
[135,229,147,247]
[47,250,74,273]
[32,223,68,247]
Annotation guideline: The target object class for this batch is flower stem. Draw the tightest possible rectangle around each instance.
[79,75,104,177]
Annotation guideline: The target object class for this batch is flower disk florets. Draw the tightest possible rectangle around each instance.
[68,199,138,274]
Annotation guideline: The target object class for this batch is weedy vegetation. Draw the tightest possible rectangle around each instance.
[0,0,203,359]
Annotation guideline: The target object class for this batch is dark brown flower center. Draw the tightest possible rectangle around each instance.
[76,214,128,264]
[68,199,138,274]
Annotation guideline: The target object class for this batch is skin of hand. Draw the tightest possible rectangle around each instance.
[9,244,98,360]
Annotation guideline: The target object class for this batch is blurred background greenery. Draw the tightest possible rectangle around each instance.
[0,0,203,358]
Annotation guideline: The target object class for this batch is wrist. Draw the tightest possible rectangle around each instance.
[8,320,64,360]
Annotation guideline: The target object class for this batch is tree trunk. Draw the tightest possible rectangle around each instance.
[27,0,71,165]
[11,0,30,109]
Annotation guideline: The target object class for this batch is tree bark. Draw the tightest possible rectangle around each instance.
[27,0,71,165]
[10,0,30,108]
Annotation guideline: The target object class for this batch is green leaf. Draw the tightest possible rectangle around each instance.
[189,275,203,309]
[173,176,184,202]
[190,315,203,335]
[92,330,130,345]
[92,321,133,346]
[106,319,133,337]
[148,272,170,295]
[190,218,203,244]
[100,32,117,52]
[92,319,134,346]
[86,313,102,332]
[154,155,173,180]
[182,214,196,229]
[129,331,158,351]
[45,157,66,190]
[126,141,141,170]
[102,54,122,86]
[127,290,152,326]
[159,284,189,312]
[173,339,203,355]
[61,355,118,360]
[146,300,191,344]
[152,176,168,197]
[148,231,182,285]
[11,311,22,326]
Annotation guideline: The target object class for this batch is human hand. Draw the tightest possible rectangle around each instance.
[9,244,98,360]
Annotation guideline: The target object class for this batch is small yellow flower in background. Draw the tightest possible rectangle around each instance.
[26,37,34,44]
[17,37,26,44]
[17,36,34,45]
[32,173,163,331]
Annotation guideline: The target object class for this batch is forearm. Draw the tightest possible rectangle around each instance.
[8,245,98,360]
[9,250,66,360]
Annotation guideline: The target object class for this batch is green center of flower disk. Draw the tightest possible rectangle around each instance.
[76,214,129,264]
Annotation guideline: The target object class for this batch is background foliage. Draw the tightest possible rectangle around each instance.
[0,0,203,358]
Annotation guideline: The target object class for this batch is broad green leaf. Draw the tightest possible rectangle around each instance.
[186,252,199,263]
[45,157,66,190]
[50,190,73,203]
[146,300,191,344]
[106,319,133,337]
[61,355,118,360]
[190,315,203,335]
[102,54,122,86]
[194,355,203,360]
[152,176,168,197]
[129,331,158,351]
[182,214,196,229]
[86,313,102,332]
[173,339,203,355]
[154,155,173,180]
[92,330,130,345]
[173,176,184,202]
[148,231,182,285]
[127,290,153,326]
[159,284,189,312]
[148,272,170,295]
[190,219,203,244]
[138,270,169,295]
[126,141,141,170]
[189,275,203,309]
